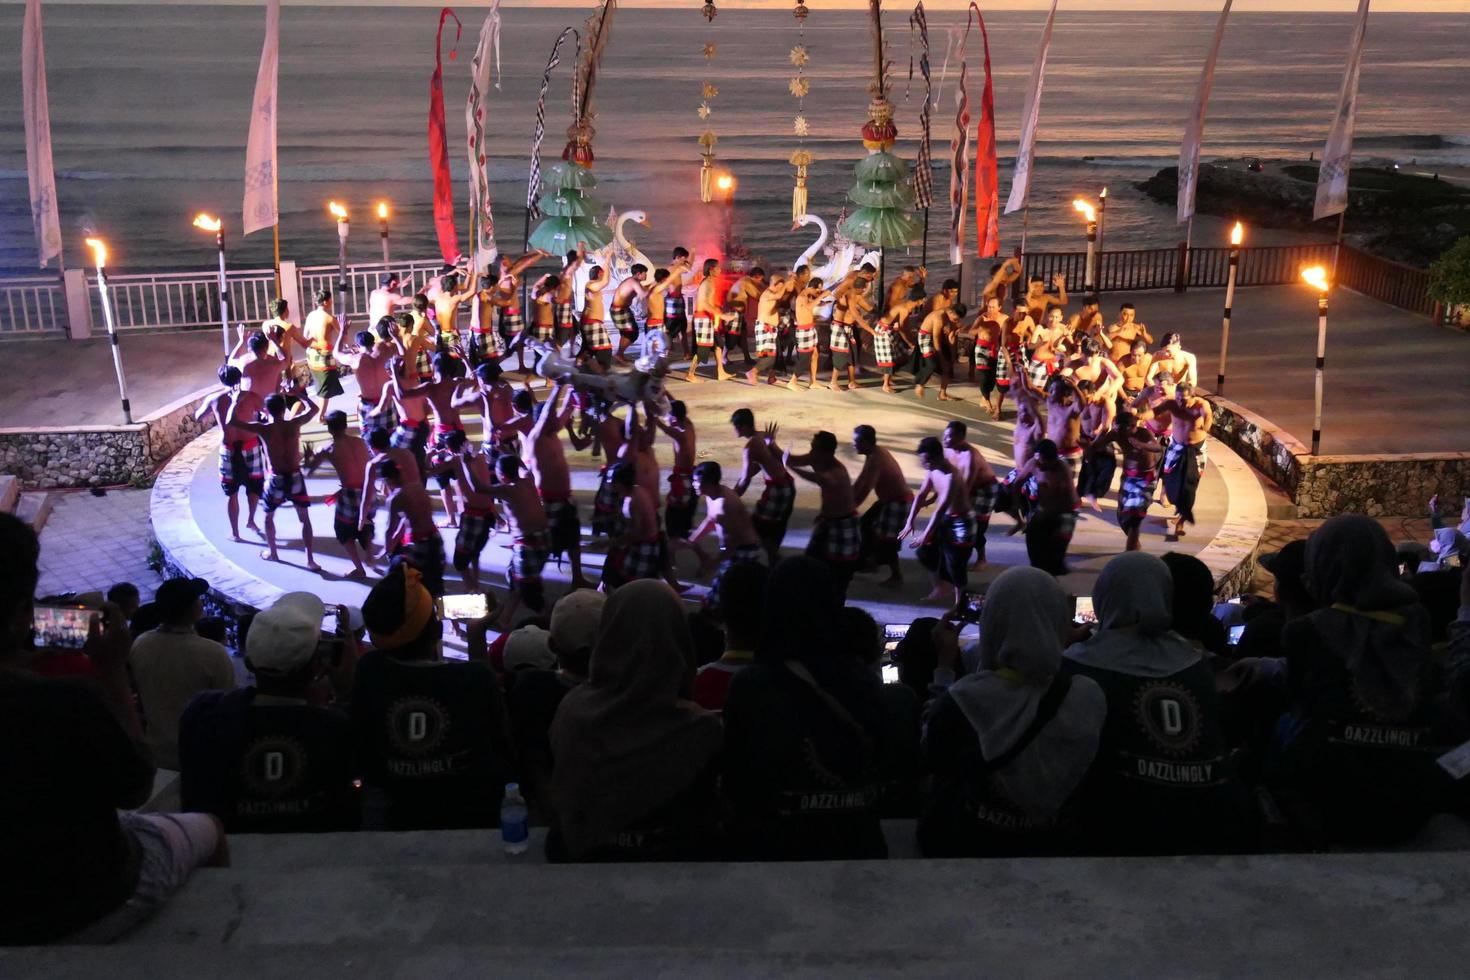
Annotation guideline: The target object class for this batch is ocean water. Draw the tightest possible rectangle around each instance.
[0,4,1467,274]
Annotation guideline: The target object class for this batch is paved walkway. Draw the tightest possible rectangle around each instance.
[3,286,1464,455]
[34,487,159,599]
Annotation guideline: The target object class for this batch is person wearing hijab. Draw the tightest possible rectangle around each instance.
[1161,552,1229,657]
[722,557,890,860]
[548,580,723,861]
[1269,515,1463,845]
[920,567,1107,857]
[1064,552,1256,854]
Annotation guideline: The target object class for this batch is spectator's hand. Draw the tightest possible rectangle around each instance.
[931,619,961,672]
[1217,657,1272,694]
[1066,622,1095,647]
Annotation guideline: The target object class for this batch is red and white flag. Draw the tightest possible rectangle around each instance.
[1315,0,1372,221]
[1178,0,1233,226]
[972,5,999,259]
[1004,0,1059,215]
[242,0,279,237]
[22,0,63,267]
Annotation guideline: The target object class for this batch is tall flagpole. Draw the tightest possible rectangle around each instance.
[1005,0,1059,281]
[1315,0,1372,277]
[243,0,281,297]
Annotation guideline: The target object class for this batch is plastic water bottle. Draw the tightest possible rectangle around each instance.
[500,782,529,855]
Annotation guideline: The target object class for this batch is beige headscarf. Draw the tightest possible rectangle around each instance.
[549,581,722,857]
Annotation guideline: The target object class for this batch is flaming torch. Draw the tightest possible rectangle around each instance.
[1074,197,1099,304]
[1217,221,1244,393]
[1300,263,1332,455]
[377,201,391,265]
[328,201,349,309]
[85,237,132,424]
[192,213,230,358]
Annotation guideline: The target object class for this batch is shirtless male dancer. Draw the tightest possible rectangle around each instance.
[687,460,763,614]
[725,268,767,366]
[303,289,345,417]
[196,364,264,540]
[1043,374,1086,490]
[730,408,794,563]
[1148,332,1199,388]
[396,352,474,528]
[653,399,706,572]
[1104,302,1152,362]
[553,251,584,356]
[901,436,976,610]
[1113,412,1164,551]
[380,459,446,598]
[609,263,650,363]
[227,388,321,571]
[1024,274,1068,326]
[1075,379,1119,512]
[869,296,926,394]
[783,430,861,599]
[914,304,966,401]
[525,381,590,589]
[528,274,561,367]
[462,454,550,626]
[997,354,1047,533]
[688,258,731,383]
[1013,439,1080,577]
[1156,381,1212,540]
[580,266,616,373]
[852,425,913,587]
[787,277,832,390]
[941,420,999,568]
[437,430,499,592]
[664,247,693,357]
[304,410,373,578]
[368,274,414,328]
[749,274,787,385]
[600,459,668,590]
[338,325,397,442]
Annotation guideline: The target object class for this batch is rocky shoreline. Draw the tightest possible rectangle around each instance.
[1137,159,1470,268]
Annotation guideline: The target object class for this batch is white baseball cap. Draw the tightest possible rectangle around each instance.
[503,625,555,672]
[247,592,326,674]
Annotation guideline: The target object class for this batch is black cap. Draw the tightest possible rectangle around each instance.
[153,577,208,621]
[1257,539,1306,580]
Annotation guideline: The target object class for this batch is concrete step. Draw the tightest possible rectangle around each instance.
[13,491,54,533]
[1251,466,1298,520]
[0,473,19,514]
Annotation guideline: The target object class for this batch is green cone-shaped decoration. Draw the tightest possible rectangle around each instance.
[530,161,612,253]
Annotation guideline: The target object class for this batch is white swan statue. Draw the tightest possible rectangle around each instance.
[793,213,857,286]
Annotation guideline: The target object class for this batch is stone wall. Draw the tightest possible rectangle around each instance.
[0,389,216,489]
[1207,394,1468,518]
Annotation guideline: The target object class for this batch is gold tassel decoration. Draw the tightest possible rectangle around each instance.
[700,131,718,204]
[790,149,811,224]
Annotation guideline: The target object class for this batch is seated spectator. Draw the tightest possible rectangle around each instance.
[921,567,1107,857]
[107,581,142,622]
[893,616,944,703]
[843,606,922,817]
[179,592,360,833]
[0,514,224,945]
[351,564,514,829]
[1234,540,1315,662]
[506,590,604,817]
[129,601,162,639]
[1065,552,1257,855]
[1161,552,1229,657]
[723,557,890,860]
[548,580,723,861]
[195,616,229,646]
[1269,515,1464,845]
[693,561,766,710]
[503,625,555,673]
[130,577,237,770]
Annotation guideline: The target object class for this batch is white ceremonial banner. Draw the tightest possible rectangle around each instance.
[1004,0,1059,215]
[243,0,280,236]
[1314,0,1372,222]
[23,0,63,267]
[466,0,503,274]
[1177,0,1234,226]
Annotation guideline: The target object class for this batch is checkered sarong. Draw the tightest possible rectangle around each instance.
[333,486,362,529]
[692,314,716,347]
[871,497,909,542]
[753,478,796,527]
[873,323,896,367]
[665,293,687,322]
[994,344,1012,383]
[474,324,505,357]
[542,496,580,556]
[218,439,265,494]
[263,470,309,512]
[582,316,613,351]
[611,305,637,338]
[706,543,763,613]
[619,535,667,582]
[535,316,556,343]
[592,468,626,537]
[829,323,853,353]
[389,419,424,452]
[917,329,936,359]
[795,322,819,353]
[498,306,525,338]
[1119,468,1157,526]
[554,302,575,330]
[508,528,550,590]
[453,507,496,568]
[1028,355,1051,388]
[1163,438,1207,474]
[413,346,433,383]
[808,513,861,564]
[359,398,399,442]
[755,321,779,357]
[972,478,1000,521]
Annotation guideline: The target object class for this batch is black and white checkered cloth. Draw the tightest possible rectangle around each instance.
[809,513,862,564]
[754,479,796,527]
[873,323,897,366]
[611,305,637,337]
[795,322,819,352]
[692,313,716,347]
[755,321,779,357]
[911,4,935,211]
[582,316,613,351]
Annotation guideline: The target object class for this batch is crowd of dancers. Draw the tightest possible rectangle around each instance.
[197,245,1216,619]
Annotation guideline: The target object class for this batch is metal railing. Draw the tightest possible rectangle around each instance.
[1335,245,1436,317]
[84,267,279,332]
[0,276,67,338]
[298,258,447,328]
[1020,242,1343,295]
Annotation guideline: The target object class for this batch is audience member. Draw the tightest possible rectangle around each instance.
[351,564,514,829]
[1161,551,1229,657]
[506,590,605,816]
[892,616,944,702]
[1064,552,1257,854]
[1268,515,1463,845]
[0,514,224,945]
[722,557,890,860]
[130,577,237,770]
[843,606,922,817]
[692,560,766,710]
[107,582,142,621]
[921,567,1106,856]
[179,592,360,833]
[548,580,723,861]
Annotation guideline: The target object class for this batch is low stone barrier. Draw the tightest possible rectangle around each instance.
[0,388,216,489]
[1207,394,1468,518]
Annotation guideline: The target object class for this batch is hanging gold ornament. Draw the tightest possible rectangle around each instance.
[790,149,812,224]
[703,42,717,58]
[702,1,717,22]
[789,45,809,67]
[788,76,809,99]
[794,1,809,21]
[699,131,718,204]
[793,115,810,137]
[702,82,719,100]
[697,102,711,120]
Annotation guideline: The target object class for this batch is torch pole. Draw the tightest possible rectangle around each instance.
[1312,290,1328,456]
[336,218,350,314]
[1218,243,1239,393]
[380,215,391,266]
[215,228,231,360]
[1084,219,1098,307]
[93,264,132,424]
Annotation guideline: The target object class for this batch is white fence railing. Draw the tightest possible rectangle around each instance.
[83,267,280,333]
[297,258,448,329]
[0,277,68,337]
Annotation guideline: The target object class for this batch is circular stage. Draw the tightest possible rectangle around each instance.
[151,367,1269,631]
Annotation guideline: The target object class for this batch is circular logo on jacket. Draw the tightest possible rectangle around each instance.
[241,735,309,798]
[387,696,452,757]
[1131,681,1203,756]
